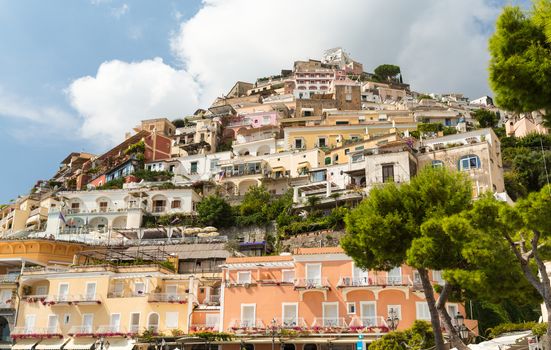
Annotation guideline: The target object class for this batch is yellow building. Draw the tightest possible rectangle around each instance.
[0,195,60,236]
[323,133,401,166]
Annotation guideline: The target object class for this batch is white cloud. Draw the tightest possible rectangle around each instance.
[0,86,78,140]
[111,3,129,19]
[68,0,504,148]
[66,58,199,147]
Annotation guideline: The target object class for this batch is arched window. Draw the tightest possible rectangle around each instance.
[147,313,159,332]
[241,344,254,350]
[283,345,295,350]
[458,155,481,171]
[432,160,444,168]
[303,345,317,350]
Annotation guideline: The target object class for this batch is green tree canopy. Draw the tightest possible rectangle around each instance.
[374,64,401,82]
[472,109,500,128]
[196,195,234,228]
[488,1,551,124]
[369,321,435,350]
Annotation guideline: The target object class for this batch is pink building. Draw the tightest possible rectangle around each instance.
[226,111,280,139]
[220,247,477,349]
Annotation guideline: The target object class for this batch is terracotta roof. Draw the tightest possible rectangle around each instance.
[293,247,344,255]
[226,255,293,264]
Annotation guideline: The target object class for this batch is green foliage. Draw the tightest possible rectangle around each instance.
[488,3,551,124]
[194,331,234,342]
[532,322,548,337]
[96,177,125,190]
[125,140,145,155]
[369,321,434,350]
[172,118,192,128]
[443,126,458,136]
[158,260,175,272]
[157,213,198,227]
[374,64,401,82]
[196,195,234,228]
[472,109,499,128]
[133,169,173,182]
[417,94,433,100]
[417,122,443,134]
[488,322,538,338]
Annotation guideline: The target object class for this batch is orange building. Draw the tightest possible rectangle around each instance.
[220,247,477,349]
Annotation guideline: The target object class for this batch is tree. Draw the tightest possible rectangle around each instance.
[342,167,472,350]
[472,109,499,128]
[488,1,551,125]
[370,321,434,350]
[374,64,401,82]
[461,187,551,349]
[196,195,234,228]
[172,118,192,128]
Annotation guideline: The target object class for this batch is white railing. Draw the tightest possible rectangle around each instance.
[46,294,101,304]
[294,277,330,289]
[68,325,95,336]
[338,275,412,287]
[128,325,140,334]
[148,293,188,303]
[272,317,308,329]
[228,319,265,331]
[95,325,128,336]
[311,317,348,329]
[204,295,220,305]
[13,326,62,337]
[190,324,219,332]
[0,274,19,283]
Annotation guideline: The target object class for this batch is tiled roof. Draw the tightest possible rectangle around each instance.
[293,246,344,255]
[225,255,293,264]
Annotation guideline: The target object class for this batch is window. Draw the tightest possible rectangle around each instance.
[347,302,356,314]
[413,270,421,284]
[317,137,327,148]
[237,271,252,284]
[432,160,444,168]
[387,305,402,320]
[447,304,459,319]
[166,312,179,329]
[294,138,304,149]
[85,282,96,301]
[305,264,322,286]
[134,281,146,295]
[282,270,295,283]
[388,267,402,285]
[129,313,140,333]
[360,302,377,326]
[147,313,159,332]
[241,304,256,327]
[346,94,352,102]
[459,155,481,171]
[58,283,69,302]
[382,164,395,182]
[433,270,444,284]
[99,202,108,212]
[171,200,181,209]
[47,315,58,332]
[416,302,431,320]
[282,303,298,327]
[110,314,121,331]
[353,264,369,285]
[190,162,198,174]
[335,121,349,125]
[64,314,71,325]
[322,302,339,327]
[82,314,94,333]
[0,290,11,305]
[24,315,36,332]
[210,159,219,171]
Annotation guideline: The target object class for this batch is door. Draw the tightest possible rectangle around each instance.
[129,313,140,333]
[282,304,298,327]
[82,314,94,333]
[305,264,321,286]
[361,302,377,327]
[323,303,338,327]
[110,314,121,332]
[85,283,96,301]
[388,267,402,285]
[58,283,69,301]
[24,315,35,333]
[353,264,369,286]
[206,314,219,331]
[47,315,58,334]
[165,285,178,301]
[241,304,256,328]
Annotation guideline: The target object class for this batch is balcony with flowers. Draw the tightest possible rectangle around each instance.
[95,325,129,337]
[310,317,348,334]
[228,320,266,335]
[42,294,102,306]
[12,327,62,340]
[67,326,96,337]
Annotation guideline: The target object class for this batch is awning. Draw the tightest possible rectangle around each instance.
[36,338,70,350]
[271,166,285,172]
[63,338,96,350]
[105,338,135,350]
[298,161,310,167]
[12,339,39,350]
[0,343,13,350]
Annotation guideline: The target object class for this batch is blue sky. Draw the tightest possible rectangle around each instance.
[0,0,529,203]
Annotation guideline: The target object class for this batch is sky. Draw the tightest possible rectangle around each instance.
[0,0,529,203]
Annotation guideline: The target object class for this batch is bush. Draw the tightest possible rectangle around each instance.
[370,321,434,350]
[532,322,547,337]
[133,169,173,182]
[96,177,125,190]
[197,195,234,228]
[488,321,538,338]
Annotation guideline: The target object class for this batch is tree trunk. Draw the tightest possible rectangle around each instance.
[437,304,470,350]
[418,268,446,350]
[544,302,551,350]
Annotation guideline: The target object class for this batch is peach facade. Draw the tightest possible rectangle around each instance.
[220,247,476,347]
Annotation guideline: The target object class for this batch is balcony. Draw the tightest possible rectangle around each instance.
[338,275,412,288]
[203,294,220,305]
[347,316,390,333]
[0,301,13,309]
[68,326,95,337]
[95,325,129,337]
[21,294,48,304]
[225,279,258,288]
[44,294,102,306]
[311,317,348,332]
[0,274,19,283]
[258,279,294,286]
[273,317,308,331]
[12,327,62,340]
[148,293,188,304]
[228,319,265,333]
[294,277,330,290]
[190,324,219,333]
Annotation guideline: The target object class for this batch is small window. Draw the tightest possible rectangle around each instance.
[447,304,458,318]
[237,271,252,284]
[387,305,402,319]
[282,270,295,283]
[324,157,332,165]
[294,139,304,149]
[190,162,198,174]
[347,302,356,314]
[64,314,71,325]
[459,155,481,171]
[382,164,395,183]
[432,160,444,168]
[318,137,327,148]
[336,121,349,125]
[171,200,181,209]
[416,302,431,320]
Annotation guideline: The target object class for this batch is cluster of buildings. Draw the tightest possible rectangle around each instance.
[0,48,513,349]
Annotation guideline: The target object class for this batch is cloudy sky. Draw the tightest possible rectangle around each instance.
[0,0,527,203]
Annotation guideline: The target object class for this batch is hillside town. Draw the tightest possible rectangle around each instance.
[0,47,549,350]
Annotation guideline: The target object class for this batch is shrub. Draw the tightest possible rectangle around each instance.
[488,321,538,338]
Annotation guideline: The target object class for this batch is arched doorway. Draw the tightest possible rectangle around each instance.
[0,316,10,342]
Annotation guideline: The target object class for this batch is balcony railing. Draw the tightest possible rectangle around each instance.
[12,327,62,339]
[348,316,390,332]
[258,279,294,286]
[0,302,13,309]
[95,325,128,337]
[0,274,19,283]
[107,290,147,298]
[203,294,220,305]
[68,325,95,337]
[190,324,219,332]
[294,277,330,289]
[337,275,412,287]
[272,317,308,330]
[311,317,348,329]
[225,279,258,288]
[148,293,188,304]
[152,206,166,213]
[45,294,102,305]
[228,319,265,332]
